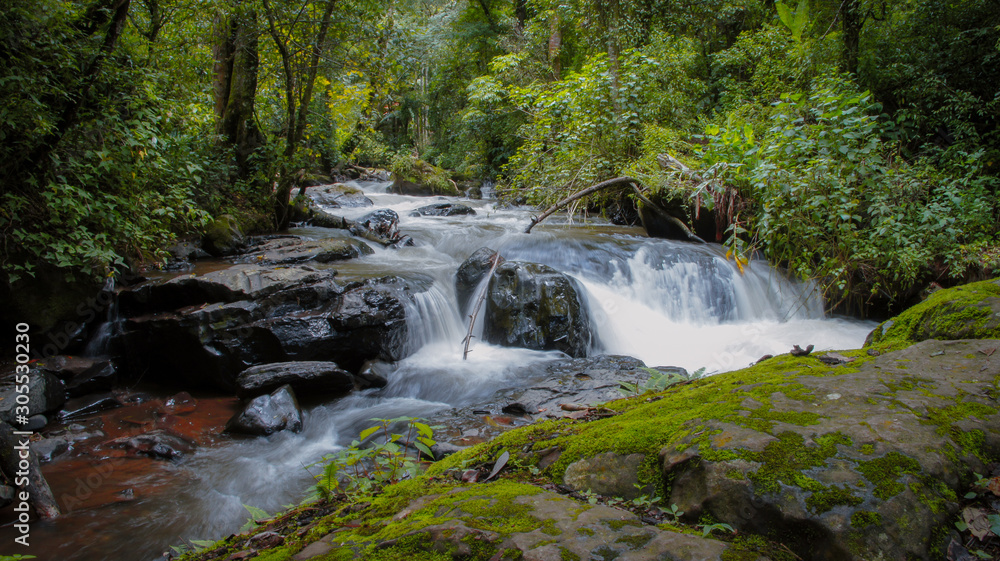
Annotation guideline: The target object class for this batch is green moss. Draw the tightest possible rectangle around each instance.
[745,432,851,494]
[721,535,797,561]
[614,532,654,549]
[859,444,875,455]
[725,469,746,480]
[850,510,882,528]
[540,519,562,536]
[865,280,1000,348]
[856,452,921,500]
[805,485,863,514]
[576,527,595,537]
[560,547,581,561]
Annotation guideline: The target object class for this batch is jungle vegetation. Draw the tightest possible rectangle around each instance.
[1,0,997,314]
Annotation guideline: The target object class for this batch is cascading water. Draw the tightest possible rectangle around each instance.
[83,276,122,357]
[13,179,875,561]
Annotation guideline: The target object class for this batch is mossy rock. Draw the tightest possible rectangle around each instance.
[865,279,1000,347]
[389,158,459,196]
[432,339,1000,560]
[202,214,245,257]
[182,480,732,561]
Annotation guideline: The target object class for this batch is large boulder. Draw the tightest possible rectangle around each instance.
[454,248,503,314]
[866,279,1000,347]
[353,209,400,241]
[389,158,459,196]
[307,183,373,208]
[483,261,592,357]
[433,339,1000,561]
[226,385,303,436]
[239,237,374,265]
[35,355,116,397]
[235,361,355,399]
[118,266,413,390]
[202,214,245,257]
[409,203,476,217]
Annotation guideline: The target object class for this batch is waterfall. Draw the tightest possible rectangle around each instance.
[84,276,121,357]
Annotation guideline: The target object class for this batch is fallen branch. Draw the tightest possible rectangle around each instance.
[524,176,640,233]
[463,253,503,360]
[630,184,706,244]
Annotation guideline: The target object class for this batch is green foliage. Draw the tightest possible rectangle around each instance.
[700,74,998,308]
[309,417,436,500]
[775,0,809,43]
[501,36,704,205]
[618,367,705,397]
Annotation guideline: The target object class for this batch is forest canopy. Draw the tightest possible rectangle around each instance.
[1,0,998,314]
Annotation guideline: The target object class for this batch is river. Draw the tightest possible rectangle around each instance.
[0,180,874,560]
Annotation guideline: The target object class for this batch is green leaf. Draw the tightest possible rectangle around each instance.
[359,425,381,441]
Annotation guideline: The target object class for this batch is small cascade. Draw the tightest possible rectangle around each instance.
[84,276,122,357]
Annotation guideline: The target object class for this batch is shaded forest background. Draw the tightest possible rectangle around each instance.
[1,0,998,318]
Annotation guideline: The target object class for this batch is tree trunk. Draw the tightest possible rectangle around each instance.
[214,5,263,182]
[842,0,861,75]
[548,12,562,77]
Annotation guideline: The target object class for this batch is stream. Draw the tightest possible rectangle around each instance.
[0,180,875,560]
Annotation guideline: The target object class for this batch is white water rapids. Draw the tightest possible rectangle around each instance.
[23,180,874,561]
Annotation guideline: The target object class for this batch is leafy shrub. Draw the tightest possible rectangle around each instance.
[309,417,436,500]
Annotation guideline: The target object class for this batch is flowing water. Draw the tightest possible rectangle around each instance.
[5,180,874,560]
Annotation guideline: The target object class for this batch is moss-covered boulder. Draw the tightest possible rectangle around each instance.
[390,158,459,196]
[433,339,1000,560]
[202,214,245,257]
[484,262,592,357]
[307,183,374,208]
[865,279,1000,347]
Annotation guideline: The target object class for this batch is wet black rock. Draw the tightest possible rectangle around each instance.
[120,430,195,460]
[236,361,356,399]
[353,209,400,240]
[226,385,303,436]
[409,203,477,217]
[58,392,123,420]
[0,369,66,425]
[202,214,245,257]
[455,248,503,314]
[119,266,413,390]
[356,360,392,390]
[484,261,592,357]
[37,355,116,397]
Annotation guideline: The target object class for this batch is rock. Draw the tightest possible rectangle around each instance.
[389,159,459,196]
[409,203,477,217]
[33,437,70,463]
[240,237,374,265]
[202,214,245,257]
[168,240,210,262]
[23,414,47,431]
[353,209,400,240]
[0,485,13,509]
[58,392,122,420]
[656,339,1000,560]
[118,266,414,389]
[226,385,303,436]
[483,261,592,357]
[0,368,66,424]
[455,248,503,314]
[356,360,392,390]
[236,361,356,399]
[866,279,1000,347]
[36,355,117,397]
[563,452,652,500]
[118,430,195,460]
[638,192,716,243]
[307,183,373,208]
[434,355,651,448]
[291,484,730,561]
